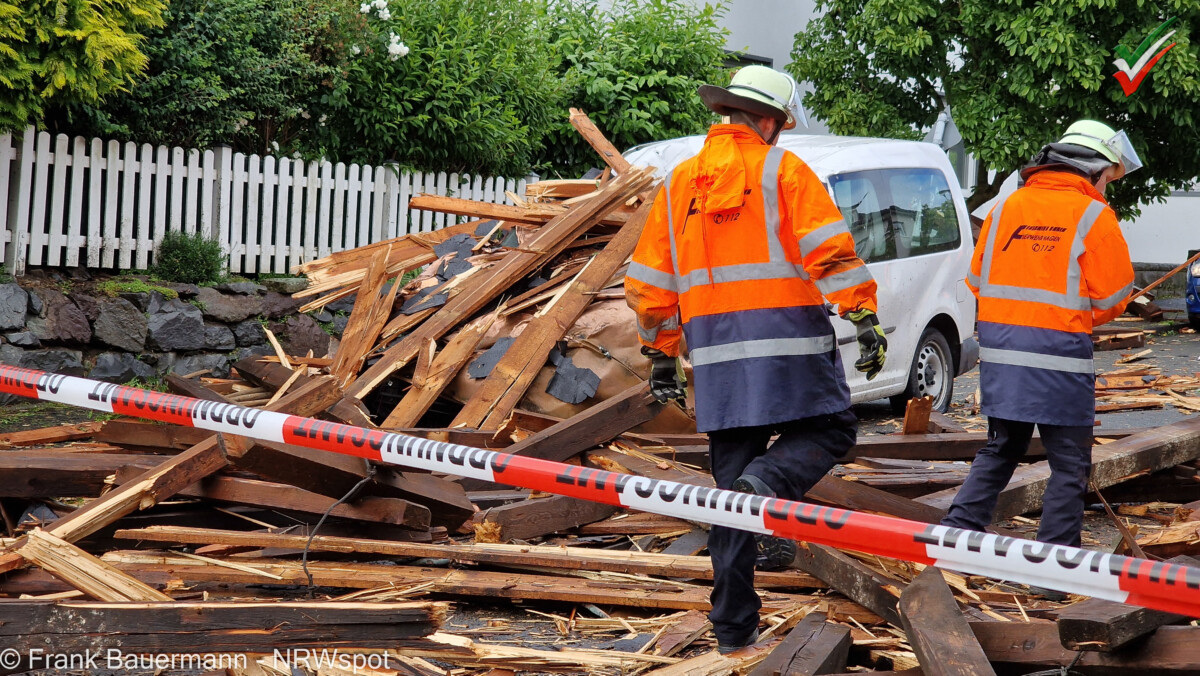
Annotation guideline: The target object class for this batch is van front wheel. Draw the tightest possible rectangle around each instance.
[889,327,954,414]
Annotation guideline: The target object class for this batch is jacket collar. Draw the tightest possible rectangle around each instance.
[1023,170,1109,205]
[690,125,767,214]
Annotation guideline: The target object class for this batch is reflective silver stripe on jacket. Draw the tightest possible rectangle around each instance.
[798,218,850,258]
[815,264,873,296]
[1092,281,1134,310]
[978,199,1107,312]
[665,146,809,294]
[979,346,1093,374]
[637,314,680,342]
[691,335,836,367]
[627,262,677,292]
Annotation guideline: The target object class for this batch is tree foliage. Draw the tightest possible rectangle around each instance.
[540,0,730,178]
[0,0,164,132]
[307,0,564,177]
[49,0,355,155]
[790,0,1200,214]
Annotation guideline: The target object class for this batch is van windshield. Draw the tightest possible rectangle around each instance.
[828,168,960,263]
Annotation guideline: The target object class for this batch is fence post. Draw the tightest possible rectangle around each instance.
[211,145,233,260]
[6,128,35,276]
[380,163,400,240]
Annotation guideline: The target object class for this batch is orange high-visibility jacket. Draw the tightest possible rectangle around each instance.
[970,170,1134,426]
[625,125,877,432]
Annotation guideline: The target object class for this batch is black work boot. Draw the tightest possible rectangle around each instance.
[732,474,798,570]
[717,628,759,655]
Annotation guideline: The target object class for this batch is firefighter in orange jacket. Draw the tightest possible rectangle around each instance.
[624,65,885,653]
[942,121,1138,579]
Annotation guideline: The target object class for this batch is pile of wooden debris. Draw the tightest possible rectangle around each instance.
[5,113,1200,675]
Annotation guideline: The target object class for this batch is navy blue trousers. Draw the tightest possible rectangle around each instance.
[707,409,857,646]
[942,417,1093,547]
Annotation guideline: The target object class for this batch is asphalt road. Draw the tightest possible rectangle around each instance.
[856,310,1200,435]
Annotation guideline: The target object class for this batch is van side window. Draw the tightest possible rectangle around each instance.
[829,168,960,262]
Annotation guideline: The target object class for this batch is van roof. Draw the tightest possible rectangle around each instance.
[624,133,952,180]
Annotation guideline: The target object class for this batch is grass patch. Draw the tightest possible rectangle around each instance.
[96,278,179,300]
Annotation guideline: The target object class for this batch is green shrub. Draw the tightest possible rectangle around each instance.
[152,231,226,285]
[538,0,730,177]
[306,0,564,176]
[0,0,165,132]
[48,0,354,156]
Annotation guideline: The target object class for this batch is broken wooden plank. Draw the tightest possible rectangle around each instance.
[568,108,633,174]
[0,600,445,654]
[0,421,102,447]
[17,529,172,602]
[644,641,779,676]
[94,420,212,451]
[372,469,475,529]
[917,417,1200,520]
[104,551,843,614]
[114,525,822,588]
[227,440,372,499]
[1129,251,1200,303]
[747,612,851,676]
[451,191,657,429]
[902,396,934,435]
[1055,555,1197,651]
[653,609,712,657]
[927,411,966,434]
[345,169,653,401]
[898,567,996,676]
[330,243,401,387]
[382,310,497,429]
[408,194,628,227]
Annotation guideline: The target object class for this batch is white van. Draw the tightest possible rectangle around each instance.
[624,134,978,412]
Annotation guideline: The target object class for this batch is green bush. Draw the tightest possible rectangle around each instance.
[48,0,354,156]
[539,0,730,178]
[0,0,165,132]
[152,231,226,285]
[306,0,564,176]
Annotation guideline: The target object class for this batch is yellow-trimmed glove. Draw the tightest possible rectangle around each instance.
[847,309,887,380]
[641,346,686,403]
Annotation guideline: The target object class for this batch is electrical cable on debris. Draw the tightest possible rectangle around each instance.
[3,363,1199,617]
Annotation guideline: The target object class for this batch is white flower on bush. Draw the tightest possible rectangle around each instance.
[377,7,391,19]
[351,45,361,55]
[387,32,409,60]
[360,2,370,12]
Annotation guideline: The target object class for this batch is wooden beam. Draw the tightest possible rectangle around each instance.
[112,468,431,531]
[371,469,475,529]
[898,567,996,676]
[917,418,1200,519]
[17,529,171,602]
[0,600,445,654]
[227,440,372,498]
[927,411,967,434]
[902,396,934,435]
[973,622,1200,673]
[408,194,631,227]
[0,452,166,498]
[95,420,212,451]
[568,108,633,174]
[452,192,657,430]
[1055,556,1197,651]
[113,525,822,588]
[792,543,903,627]
[473,495,618,542]
[747,611,851,676]
[643,641,780,676]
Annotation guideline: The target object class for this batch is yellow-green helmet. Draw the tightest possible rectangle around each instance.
[1058,120,1143,174]
[698,65,808,130]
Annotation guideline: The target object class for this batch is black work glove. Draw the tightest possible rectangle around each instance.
[641,346,686,404]
[847,309,887,380]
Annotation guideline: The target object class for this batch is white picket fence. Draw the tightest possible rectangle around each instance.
[0,127,527,275]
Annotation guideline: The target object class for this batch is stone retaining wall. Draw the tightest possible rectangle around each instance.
[0,275,347,383]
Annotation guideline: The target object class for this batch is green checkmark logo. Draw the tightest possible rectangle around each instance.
[1113,17,1180,96]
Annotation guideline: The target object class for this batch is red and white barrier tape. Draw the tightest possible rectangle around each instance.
[3,364,1198,616]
